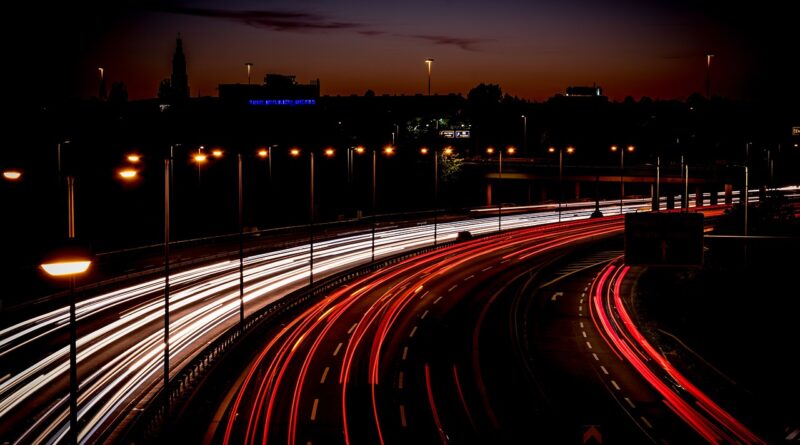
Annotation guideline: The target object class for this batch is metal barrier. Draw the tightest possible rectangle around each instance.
[118,238,459,444]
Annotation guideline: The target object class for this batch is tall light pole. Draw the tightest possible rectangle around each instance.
[706,53,715,98]
[422,146,452,246]
[684,163,690,211]
[489,146,515,232]
[245,62,253,85]
[40,175,92,445]
[654,156,660,211]
[611,145,634,215]
[549,146,575,222]
[237,153,244,327]
[162,159,171,411]
[521,115,527,152]
[371,145,395,261]
[425,59,434,96]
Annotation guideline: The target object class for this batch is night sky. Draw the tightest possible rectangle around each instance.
[10,0,798,103]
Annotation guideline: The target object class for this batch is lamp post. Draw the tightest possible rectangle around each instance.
[425,59,434,96]
[549,146,575,222]
[611,145,634,215]
[706,53,715,98]
[521,115,527,153]
[488,146,515,232]
[245,62,253,85]
[40,175,92,445]
[655,156,660,211]
[370,145,395,262]
[421,146,451,246]
[237,153,244,326]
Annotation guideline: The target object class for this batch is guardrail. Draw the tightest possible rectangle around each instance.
[117,236,462,444]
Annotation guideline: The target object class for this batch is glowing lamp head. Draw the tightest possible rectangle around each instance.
[257,148,268,158]
[354,146,366,154]
[443,147,454,156]
[40,241,93,277]
[507,146,516,155]
[212,149,223,158]
[420,147,429,155]
[548,147,556,153]
[383,146,395,155]
[486,147,495,155]
[3,170,22,181]
[290,148,301,157]
[611,145,618,152]
[118,168,138,180]
[126,154,141,163]
[194,153,208,163]
[566,146,575,154]
[627,145,635,152]
[324,147,335,157]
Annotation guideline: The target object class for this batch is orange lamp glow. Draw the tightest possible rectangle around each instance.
[383,146,395,155]
[486,147,495,155]
[443,147,454,155]
[627,145,635,152]
[566,146,575,154]
[324,147,335,157]
[420,147,429,155]
[41,260,92,277]
[290,148,301,157]
[548,147,556,153]
[118,169,138,180]
[257,148,268,158]
[354,146,365,154]
[212,149,223,158]
[507,146,516,155]
[194,153,208,163]
[3,170,22,180]
[611,145,619,152]
[126,154,141,163]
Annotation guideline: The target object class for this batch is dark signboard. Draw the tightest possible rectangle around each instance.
[625,213,704,266]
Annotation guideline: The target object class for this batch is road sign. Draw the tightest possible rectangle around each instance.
[625,212,704,266]
[792,126,800,136]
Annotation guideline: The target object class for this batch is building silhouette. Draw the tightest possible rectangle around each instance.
[171,36,189,100]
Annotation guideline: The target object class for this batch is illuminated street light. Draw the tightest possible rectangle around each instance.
[194,153,208,163]
[40,175,92,445]
[324,147,335,157]
[706,53,715,98]
[383,145,395,156]
[290,147,301,157]
[354,145,366,155]
[443,146,454,156]
[611,145,635,215]
[425,58,434,96]
[126,154,141,163]
[212,149,224,158]
[118,168,138,180]
[420,147,429,155]
[550,146,576,222]
[257,148,268,158]
[3,169,22,181]
[245,62,253,85]
[489,146,517,232]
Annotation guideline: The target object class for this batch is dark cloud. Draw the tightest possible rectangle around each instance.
[411,34,488,51]
[156,5,363,32]
[358,30,386,36]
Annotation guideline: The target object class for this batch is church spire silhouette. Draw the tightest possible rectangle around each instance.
[171,34,189,100]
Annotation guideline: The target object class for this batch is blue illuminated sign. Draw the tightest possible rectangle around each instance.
[248,99,317,106]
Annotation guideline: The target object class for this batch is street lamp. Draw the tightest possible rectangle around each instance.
[706,53,715,98]
[245,62,254,85]
[421,146,453,246]
[40,175,92,445]
[489,146,515,232]
[3,169,22,181]
[370,146,395,261]
[425,58,434,96]
[548,145,575,222]
[521,115,527,152]
[611,145,635,215]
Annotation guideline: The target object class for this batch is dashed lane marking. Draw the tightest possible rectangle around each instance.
[625,397,636,409]
[332,342,343,357]
[310,399,319,420]
[409,326,418,338]
[611,380,621,390]
[320,367,330,384]
[402,346,409,360]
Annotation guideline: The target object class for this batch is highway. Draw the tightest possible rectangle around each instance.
[194,205,767,444]
[209,217,627,444]
[1,186,771,444]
